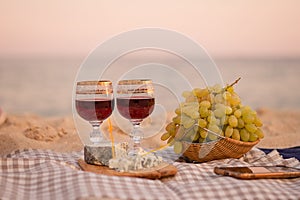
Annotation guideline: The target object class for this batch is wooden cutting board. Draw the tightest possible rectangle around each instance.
[78,159,177,179]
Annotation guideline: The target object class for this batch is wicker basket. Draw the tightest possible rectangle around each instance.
[180,127,259,163]
[182,138,259,162]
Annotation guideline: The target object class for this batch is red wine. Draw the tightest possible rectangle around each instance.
[117,96,155,120]
[76,98,114,121]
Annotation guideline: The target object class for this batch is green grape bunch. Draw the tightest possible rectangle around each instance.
[160,78,264,154]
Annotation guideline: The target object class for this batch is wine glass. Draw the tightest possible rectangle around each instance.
[116,79,155,156]
[75,80,114,145]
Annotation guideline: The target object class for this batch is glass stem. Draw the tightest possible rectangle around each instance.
[89,121,103,144]
[130,121,143,155]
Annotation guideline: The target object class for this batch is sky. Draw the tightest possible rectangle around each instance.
[1,0,300,59]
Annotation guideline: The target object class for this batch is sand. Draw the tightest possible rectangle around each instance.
[0,113,83,156]
[255,108,300,148]
[0,108,299,157]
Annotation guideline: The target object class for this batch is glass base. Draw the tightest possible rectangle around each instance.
[127,121,144,156]
[90,135,104,144]
[89,131,111,146]
[88,122,111,146]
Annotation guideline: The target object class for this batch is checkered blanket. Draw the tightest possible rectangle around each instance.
[1,148,299,200]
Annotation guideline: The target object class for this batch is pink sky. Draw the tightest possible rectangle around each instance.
[1,0,300,58]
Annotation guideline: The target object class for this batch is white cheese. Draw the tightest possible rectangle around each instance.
[109,145,163,172]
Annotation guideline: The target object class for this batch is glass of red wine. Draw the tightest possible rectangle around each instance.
[75,80,114,145]
[116,79,155,156]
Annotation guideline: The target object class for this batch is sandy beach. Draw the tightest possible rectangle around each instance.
[0,108,299,157]
[0,113,82,156]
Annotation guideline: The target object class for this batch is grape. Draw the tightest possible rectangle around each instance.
[181,116,195,129]
[182,102,198,108]
[240,129,250,142]
[198,137,205,143]
[226,86,234,93]
[174,141,183,154]
[212,84,223,93]
[215,118,221,126]
[208,132,218,141]
[241,106,251,115]
[193,88,209,98]
[167,136,174,144]
[242,114,255,124]
[255,128,264,139]
[200,130,208,139]
[199,100,211,108]
[225,126,234,137]
[209,94,215,104]
[214,93,224,104]
[190,112,200,119]
[193,125,199,132]
[186,95,197,103]
[208,124,221,135]
[214,108,226,118]
[198,118,207,128]
[207,115,217,124]
[219,130,225,137]
[252,110,258,116]
[254,117,263,127]
[182,91,193,98]
[249,132,258,142]
[161,132,171,141]
[190,132,200,142]
[174,126,185,140]
[175,108,181,115]
[229,94,240,106]
[228,115,238,127]
[225,106,233,115]
[192,88,202,97]
[199,106,209,118]
[220,116,228,125]
[223,91,231,100]
[214,103,223,109]
[245,123,257,133]
[166,122,176,132]
[201,89,210,96]
[181,102,199,118]
[183,128,195,142]
[172,115,181,124]
[182,104,199,118]
[237,118,245,128]
[234,109,242,118]
[231,129,240,140]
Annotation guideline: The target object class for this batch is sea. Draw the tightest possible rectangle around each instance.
[1,57,300,116]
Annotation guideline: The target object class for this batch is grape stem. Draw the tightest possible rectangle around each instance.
[226,77,241,89]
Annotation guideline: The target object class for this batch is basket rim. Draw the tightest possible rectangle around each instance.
[182,137,260,146]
